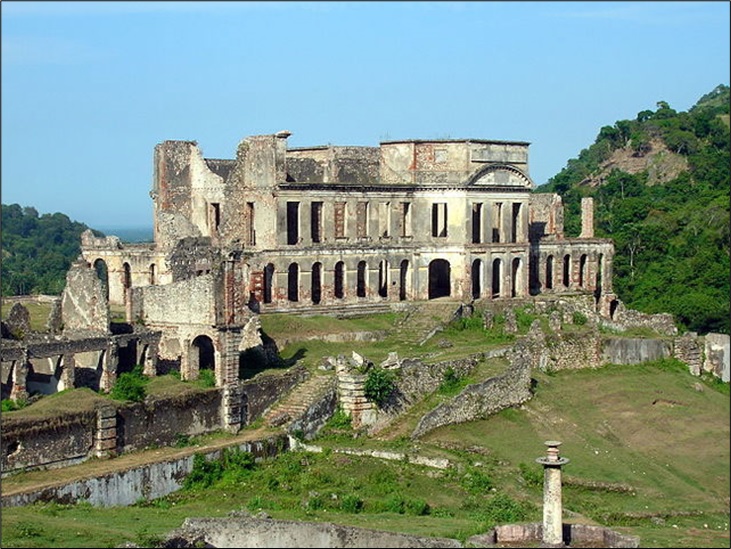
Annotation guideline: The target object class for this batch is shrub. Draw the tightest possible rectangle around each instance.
[1,398,27,412]
[405,497,430,516]
[198,368,216,388]
[519,462,543,489]
[572,311,588,325]
[364,367,396,407]
[110,365,147,402]
[327,407,352,430]
[438,366,464,395]
[340,493,364,513]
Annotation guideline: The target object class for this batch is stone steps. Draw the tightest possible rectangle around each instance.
[263,373,335,428]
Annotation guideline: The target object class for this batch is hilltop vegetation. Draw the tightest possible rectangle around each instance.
[1,204,104,296]
[537,84,730,335]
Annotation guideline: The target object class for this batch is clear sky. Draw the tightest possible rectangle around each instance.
[2,1,729,230]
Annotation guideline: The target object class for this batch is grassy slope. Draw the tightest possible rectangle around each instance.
[1,308,729,548]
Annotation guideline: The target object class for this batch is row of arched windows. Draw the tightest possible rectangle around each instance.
[541,253,604,291]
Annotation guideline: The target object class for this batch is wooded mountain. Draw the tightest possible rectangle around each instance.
[536,84,730,335]
[1,204,104,296]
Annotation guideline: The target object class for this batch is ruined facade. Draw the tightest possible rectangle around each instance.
[79,132,616,392]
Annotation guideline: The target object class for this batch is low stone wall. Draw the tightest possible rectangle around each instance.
[469,522,640,548]
[602,337,673,365]
[241,365,308,424]
[411,344,533,439]
[1,435,288,508]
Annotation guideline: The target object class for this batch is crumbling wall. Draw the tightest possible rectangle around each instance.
[410,344,533,439]
[61,259,110,334]
[1,411,97,476]
[529,193,564,240]
[611,301,678,336]
[137,273,216,326]
[240,365,309,424]
[116,390,223,453]
[703,333,730,382]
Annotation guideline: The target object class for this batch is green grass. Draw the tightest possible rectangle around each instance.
[1,307,728,549]
[0,299,54,332]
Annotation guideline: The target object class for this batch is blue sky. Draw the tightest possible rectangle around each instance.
[2,1,729,230]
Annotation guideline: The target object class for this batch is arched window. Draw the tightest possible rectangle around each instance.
[563,255,571,288]
[579,254,588,287]
[93,258,109,300]
[149,263,156,285]
[191,335,215,375]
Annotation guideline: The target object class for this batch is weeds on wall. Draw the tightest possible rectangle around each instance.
[363,367,396,407]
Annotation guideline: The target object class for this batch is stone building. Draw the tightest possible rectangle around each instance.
[80,131,615,387]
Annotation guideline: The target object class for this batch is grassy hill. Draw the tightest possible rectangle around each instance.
[1,306,728,548]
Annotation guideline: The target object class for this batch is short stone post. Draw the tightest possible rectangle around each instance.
[95,405,118,458]
[536,440,569,547]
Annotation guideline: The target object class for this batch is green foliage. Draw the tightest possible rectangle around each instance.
[438,366,466,395]
[538,86,730,335]
[183,448,257,491]
[109,365,148,402]
[1,203,104,296]
[2,398,27,412]
[339,493,364,513]
[572,311,588,325]
[363,367,396,407]
[460,467,494,494]
[327,407,352,430]
[198,369,216,388]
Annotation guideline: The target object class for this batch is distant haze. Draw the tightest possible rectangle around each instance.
[97,226,153,244]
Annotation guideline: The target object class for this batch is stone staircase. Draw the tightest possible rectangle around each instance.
[262,372,336,429]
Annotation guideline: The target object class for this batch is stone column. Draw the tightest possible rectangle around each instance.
[220,329,243,433]
[100,344,118,393]
[580,197,594,238]
[536,441,570,547]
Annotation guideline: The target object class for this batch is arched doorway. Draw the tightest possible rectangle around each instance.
[263,263,274,304]
[492,258,502,298]
[334,261,345,299]
[428,259,451,299]
[511,257,522,298]
[563,254,571,288]
[311,262,322,304]
[399,260,409,301]
[579,254,588,287]
[378,260,389,298]
[288,263,299,302]
[357,261,367,298]
[191,335,215,377]
[594,253,603,304]
[471,259,482,299]
[545,255,553,290]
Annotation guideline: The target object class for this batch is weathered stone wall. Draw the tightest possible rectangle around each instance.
[611,300,678,336]
[410,344,533,438]
[1,411,96,476]
[704,333,730,382]
[137,273,216,326]
[529,193,564,239]
[602,337,673,365]
[61,259,110,334]
[116,390,223,453]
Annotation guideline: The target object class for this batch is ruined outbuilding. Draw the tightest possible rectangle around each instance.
[78,132,616,396]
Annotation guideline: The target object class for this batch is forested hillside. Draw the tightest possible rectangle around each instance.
[536,84,730,335]
[1,204,103,296]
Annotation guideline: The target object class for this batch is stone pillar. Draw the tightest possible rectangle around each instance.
[100,344,118,393]
[580,197,594,238]
[10,353,29,402]
[220,329,243,433]
[59,354,76,391]
[536,441,570,547]
[95,405,117,458]
[336,360,377,429]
